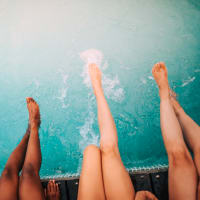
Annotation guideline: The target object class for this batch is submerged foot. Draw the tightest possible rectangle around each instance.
[45,180,60,200]
[26,97,41,128]
[88,63,103,94]
[152,62,170,99]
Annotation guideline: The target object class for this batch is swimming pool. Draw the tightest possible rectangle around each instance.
[0,0,200,178]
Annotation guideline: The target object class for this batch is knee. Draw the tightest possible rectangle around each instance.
[100,140,118,155]
[21,163,37,179]
[168,147,193,167]
[84,145,100,156]
[1,165,18,179]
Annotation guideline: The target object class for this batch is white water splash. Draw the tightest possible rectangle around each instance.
[140,78,147,84]
[148,76,154,80]
[103,75,124,102]
[57,88,68,108]
[56,69,69,108]
[102,61,108,70]
[80,49,125,102]
[181,77,195,87]
[78,110,99,151]
[33,79,40,89]
[62,74,68,85]
[79,49,102,150]
[80,49,104,87]
[80,49,103,67]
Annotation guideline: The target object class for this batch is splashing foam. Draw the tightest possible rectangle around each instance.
[80,49,103,67]
[103,75,124,102]
[80,49,103,87]
[56,69,69,108]
[78,110,99,151]
[181,77,195,87]
[80,48,124,102]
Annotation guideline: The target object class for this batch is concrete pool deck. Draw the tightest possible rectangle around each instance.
[42,170,169,200]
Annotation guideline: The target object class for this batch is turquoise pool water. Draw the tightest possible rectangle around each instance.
[0,0,200,178]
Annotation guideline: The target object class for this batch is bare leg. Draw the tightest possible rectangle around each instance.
[170,92,200,199]
[152,62,197,200]
[0,127,30,200]
[78,145,105,200]
[45,180,60,200]
[19,97,45,200]
[89,64,135,200]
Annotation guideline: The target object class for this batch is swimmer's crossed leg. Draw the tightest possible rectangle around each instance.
[152,62,198,200]
[170,90,200,199]
[0,120,30,200]
[19,98,45,200]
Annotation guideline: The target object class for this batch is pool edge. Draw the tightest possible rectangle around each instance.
[41,165,169,181]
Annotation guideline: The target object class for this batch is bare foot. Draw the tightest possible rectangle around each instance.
[169,89,183,115]
[45,180,60,200]
[88,63,103,95]
[135,191,158,200]
[26,97,41,128]
[152,62,170,99]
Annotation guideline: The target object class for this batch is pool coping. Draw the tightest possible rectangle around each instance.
[41,166,168,181]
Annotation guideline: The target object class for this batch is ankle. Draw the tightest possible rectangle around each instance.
[30,123,39,130]
[159,90,170,100]
[93,86,103,96]
[175,107,185,117]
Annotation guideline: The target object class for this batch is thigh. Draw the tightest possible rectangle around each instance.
[194,152,200,200]
[101,147,135,200]
[19,166,45,200]
[0,168,18,200]
[168,150,197,200]
[78,145,105,200]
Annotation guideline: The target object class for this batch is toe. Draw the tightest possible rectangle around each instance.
[26,97,31,103]
[156,63,161,71]
[159,62,165,66]
[152,63,158,73]
[50,180,54,192]
[159,62,166,70]
[44,188,47,198]
[30,98,35,103]
[47,180,52,192]
[51,180,56,191]
[26,97,36,104]
[56,183,59,192]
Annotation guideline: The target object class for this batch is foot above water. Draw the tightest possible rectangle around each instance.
[152,62,170,99]
[88,63,103,94]
[26,97,41,128]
